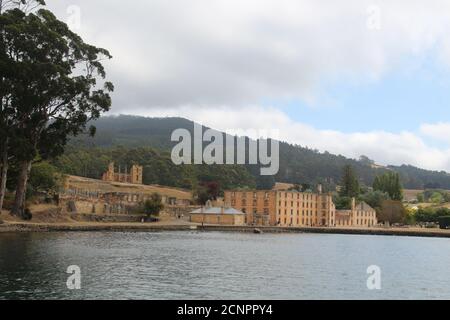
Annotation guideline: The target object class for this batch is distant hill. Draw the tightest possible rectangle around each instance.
[63,115,450,191]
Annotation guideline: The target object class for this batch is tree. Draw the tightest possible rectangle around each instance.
[339,165,360,198]
[195,181,220,205]
[373,172,403,201]
[379,200,407,224]
[430,192,444,204]
[0,0,46,211]
[357,190,389,212]
[359,155,375,166]
[29,161,61,193]
[1,7,113,218]
[416,193,425,203]
[143,193,164,217]
[333,195,352,210]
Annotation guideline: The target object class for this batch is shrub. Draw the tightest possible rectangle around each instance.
[143,193,164,217]
[437,216,450,230]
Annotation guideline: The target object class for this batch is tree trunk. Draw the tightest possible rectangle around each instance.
[0,145,7,213]
[11,160,32,219]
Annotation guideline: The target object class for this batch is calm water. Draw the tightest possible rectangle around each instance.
[0,231,449,300]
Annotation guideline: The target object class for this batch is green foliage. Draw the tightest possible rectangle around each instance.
[29,161,61,193]
[415,207,450,223]
[438,216,450,229]
[143,193,164,217]
[53,146,256,193]
[1,3,113,217]
[339,165,360,198]
[418,189,450,203]
[430,192,444,204]
[68,116,450,190]
[357,190,389,212]
[194,181,220,205]
[333,195,352,210]
[373,172,403,201]
[416,193,425,203]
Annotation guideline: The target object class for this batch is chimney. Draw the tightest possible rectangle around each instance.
[317,184,323,194]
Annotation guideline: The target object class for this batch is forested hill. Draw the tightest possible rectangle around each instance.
[62,115,450,190]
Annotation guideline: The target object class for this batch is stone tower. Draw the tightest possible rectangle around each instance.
[130,165,143,184]
[102,162,116,182]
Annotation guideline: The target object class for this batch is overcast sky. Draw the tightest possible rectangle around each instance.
[46,0,450,172]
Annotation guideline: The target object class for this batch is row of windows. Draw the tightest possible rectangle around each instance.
[279,192,317,201]
[356,219,374,225]
[278,209,318,217]
[278,218,333,226]
[229,192,270,200]
[241,208,270,215]
[279,217,316,226]
[232,200,270,207]
[229,192,320,201]
[355,211,376,217]
[278,201,322,209]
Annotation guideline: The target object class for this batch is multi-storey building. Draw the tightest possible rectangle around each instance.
[335,198,377,228]
[224,188,336,227]
[101,162,143,185]
[225,188,378,228]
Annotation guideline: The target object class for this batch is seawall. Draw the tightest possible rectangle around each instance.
[1,222,450,239]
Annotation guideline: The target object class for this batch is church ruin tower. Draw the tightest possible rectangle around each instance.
[101,162,143,185]
[102,162,116,182]
[130,165,143,184]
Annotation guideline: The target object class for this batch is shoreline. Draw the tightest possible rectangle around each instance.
[1,221,450,239]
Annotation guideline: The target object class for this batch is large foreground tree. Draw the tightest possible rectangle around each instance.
[0,0,46,211]
[1,6,113,218]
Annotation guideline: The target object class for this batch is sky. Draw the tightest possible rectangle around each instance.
[46,0,450,172]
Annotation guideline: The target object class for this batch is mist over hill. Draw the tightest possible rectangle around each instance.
[63,115,450,191]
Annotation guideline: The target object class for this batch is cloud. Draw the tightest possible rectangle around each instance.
[123,105,450,172]
[420,123,450,144]
[47,0,450,110]
[44,1,450,171]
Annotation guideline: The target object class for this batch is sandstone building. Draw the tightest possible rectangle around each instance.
[102,162,143,185]
[190,202,245,226]
[224,187,378,228]
[335,198,377,227]
[224,188,336,227]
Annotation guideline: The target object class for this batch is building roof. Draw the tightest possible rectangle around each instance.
[356,201,375,212]
[190,207,245,215]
